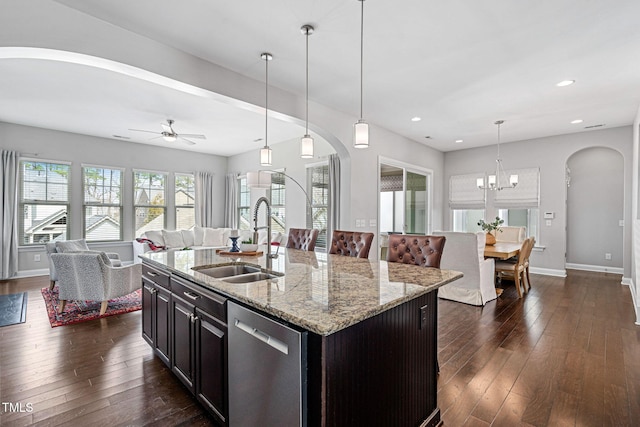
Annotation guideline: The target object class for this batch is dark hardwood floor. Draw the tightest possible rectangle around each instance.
[1,270,638,426]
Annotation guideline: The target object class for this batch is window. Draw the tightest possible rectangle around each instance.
[238,176,251,230]
[269,172,286,234]
[175,173,195,230]
[452,209,485,232]
[134,170,166,237]
[498,208,539,242]
[83,166,123,241]
[308,164,329,249]
[20,160,70,245]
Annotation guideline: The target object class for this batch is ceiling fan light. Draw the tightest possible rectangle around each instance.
[163,134,177,142]
[260,145,272,166]
[354,119,369,148]
[300,135,314,158]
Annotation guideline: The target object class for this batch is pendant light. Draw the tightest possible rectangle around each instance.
[476,120,518,191]
[300,25,314,159]
[260,52,273,166]
[354,0,369,148]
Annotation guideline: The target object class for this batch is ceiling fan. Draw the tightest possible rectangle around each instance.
[129,119,206,145]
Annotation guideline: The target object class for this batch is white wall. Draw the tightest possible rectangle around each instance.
[1,122,227,271]
[444,126,633,277]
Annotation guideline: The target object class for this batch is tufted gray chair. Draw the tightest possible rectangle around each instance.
[50,252,141,315]
[286,228,319,251]
[329,230,374,259]
[386,234,446,268]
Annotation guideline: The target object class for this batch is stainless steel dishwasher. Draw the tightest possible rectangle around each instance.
[227,301,306,427]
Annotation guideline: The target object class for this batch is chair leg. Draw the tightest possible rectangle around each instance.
[521,271,528,293]
[514,272,523,298]
[526,267,532,291]
[49,280,56,290]
[58,300,67,314]
[100,301,109,316]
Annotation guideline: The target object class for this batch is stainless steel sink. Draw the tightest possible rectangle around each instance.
[222,272,280,283]
[193,264,261,278]
[192,263,282,284]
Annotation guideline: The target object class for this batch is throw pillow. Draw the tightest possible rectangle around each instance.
[55,239,90,253]
[193,226,205,246]
[181,229,196,247]
[203,228,224,246]
[162,230,185,248]
[145,230,165,247]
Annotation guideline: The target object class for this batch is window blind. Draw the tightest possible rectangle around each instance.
[494,167,540,208]
[449,173,486,209]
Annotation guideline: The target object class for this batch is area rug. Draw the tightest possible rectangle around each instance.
[0,292,28,327]
[41,287,142,327]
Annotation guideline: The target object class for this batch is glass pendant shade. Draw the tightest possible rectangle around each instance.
[510,174,519,187]
[260,145,272,166]
[354,119,369,148]
[300,134,314,158]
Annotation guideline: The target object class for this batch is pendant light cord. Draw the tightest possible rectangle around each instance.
[305,29,310,134]
[359,0,364,120]
[265,56,269,147]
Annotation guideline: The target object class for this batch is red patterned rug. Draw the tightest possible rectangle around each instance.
[41,287,142,327]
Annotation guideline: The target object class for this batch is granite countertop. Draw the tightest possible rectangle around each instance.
[140,246,462,336]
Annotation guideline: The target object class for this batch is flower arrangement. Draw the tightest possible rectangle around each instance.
[477,216,504,233]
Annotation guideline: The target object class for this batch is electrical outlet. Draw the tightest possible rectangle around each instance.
[619,220,624,227]
[605,253,612,260]
[34,254,41,262]
[546,220,552,226]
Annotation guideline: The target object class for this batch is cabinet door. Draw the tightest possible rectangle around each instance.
[172,295,195,392]
[196,309,227,425]
[154,286,171,366]
[142,278,154,346]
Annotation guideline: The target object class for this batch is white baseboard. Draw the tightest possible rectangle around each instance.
[623,277,640,325]
[565,263,624,275]
[14,268,49,278]
[529,267,566,277]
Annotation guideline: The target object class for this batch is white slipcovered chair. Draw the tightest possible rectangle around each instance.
[50,252,141,315]
[433,231,497,306]
[492,226,526,243]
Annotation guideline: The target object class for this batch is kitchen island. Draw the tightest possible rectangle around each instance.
[140,247,462,427]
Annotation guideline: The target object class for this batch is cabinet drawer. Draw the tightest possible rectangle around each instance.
[142,263,170,289]
[171,276,227,323]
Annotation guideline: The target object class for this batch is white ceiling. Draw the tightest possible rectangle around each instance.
[3,0,640,155]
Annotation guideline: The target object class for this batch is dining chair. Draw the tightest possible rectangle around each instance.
[386,234,446,268]
[494,237,533,298]
[328,230,374,259]
[286,228,319,251]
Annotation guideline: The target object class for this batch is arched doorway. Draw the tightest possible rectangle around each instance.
[566,147,624,272]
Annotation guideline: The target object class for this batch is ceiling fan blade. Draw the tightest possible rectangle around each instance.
[129,128,160,134]
[179,137,197,145]
[178,133,206,139]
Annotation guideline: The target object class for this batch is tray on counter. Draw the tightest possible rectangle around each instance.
[216,249,264,257]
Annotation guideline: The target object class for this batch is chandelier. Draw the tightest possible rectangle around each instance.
[476,120,518,191]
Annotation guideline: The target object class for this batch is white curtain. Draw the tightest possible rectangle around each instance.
[195,171,215,227]
[327,154,341,246]
[1,150,19,280]
[224,173,238,228]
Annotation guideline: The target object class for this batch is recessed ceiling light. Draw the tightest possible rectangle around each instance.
[570,119,583,124]
[411,117,421,122]
[455,139,463,143]
[556,80,575,87]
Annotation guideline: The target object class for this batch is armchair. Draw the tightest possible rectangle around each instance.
[50,252,141,315]
[433,231,496,306]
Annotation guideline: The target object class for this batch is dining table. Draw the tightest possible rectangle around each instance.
[484,241,522,260]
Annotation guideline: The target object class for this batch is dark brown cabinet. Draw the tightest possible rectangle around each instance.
[195,309,227,424]
[142,265,171,367]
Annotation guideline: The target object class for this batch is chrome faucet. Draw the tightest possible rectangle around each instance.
[253,196,275,270]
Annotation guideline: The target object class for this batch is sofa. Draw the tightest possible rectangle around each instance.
[133,227,286,263]
[433,231,497,306]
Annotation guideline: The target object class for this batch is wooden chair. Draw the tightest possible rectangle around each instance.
[286,228,319,251]
[328,230,374,259]
[494,237,533,297]
[386,234,446,268]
